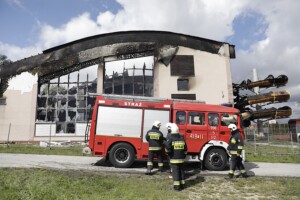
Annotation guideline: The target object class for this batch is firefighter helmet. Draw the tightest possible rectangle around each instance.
[228,123,237,131]
[153,121,161,128]
[166,122,172,130]
[171,123,179,134]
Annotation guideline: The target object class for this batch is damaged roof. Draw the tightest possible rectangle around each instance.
[0,30,235,83]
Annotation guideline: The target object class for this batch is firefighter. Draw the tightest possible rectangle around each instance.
[165,123,187,191]
[227,123,248,179]
[164,122,173,179]
[145,120,165,175]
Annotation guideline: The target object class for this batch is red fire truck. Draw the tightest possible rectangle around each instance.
[86,95,244,171]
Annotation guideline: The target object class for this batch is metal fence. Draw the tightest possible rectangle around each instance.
[244,124,299,143]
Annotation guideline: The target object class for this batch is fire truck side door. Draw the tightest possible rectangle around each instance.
[185,111,207,152]
[207,113,220,141]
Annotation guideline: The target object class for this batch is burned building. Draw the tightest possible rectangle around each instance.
[0,31,235,142]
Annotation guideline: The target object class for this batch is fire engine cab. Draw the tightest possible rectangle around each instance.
[86,94,244,171]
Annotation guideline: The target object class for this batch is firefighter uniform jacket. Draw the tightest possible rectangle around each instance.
[146,128,164,151]
[227,129,244,155]
[165,134,187,164]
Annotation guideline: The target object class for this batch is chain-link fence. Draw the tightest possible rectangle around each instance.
[244,124,299,144]
[244,124,300,156]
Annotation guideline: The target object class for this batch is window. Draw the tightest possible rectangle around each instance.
[221,113,238,127]
[104,56,154,96]
[171,94,196,100]
[170,55,195,76]
[208,113,219,126]
[36,65,98,135]
[188,112,205,125]
[176,111,186,124]
[177,79,189,91]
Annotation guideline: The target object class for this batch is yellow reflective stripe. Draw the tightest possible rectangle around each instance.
[231,138,236,144]
[149,147,162,150]
[147,162,153,166]
[180,180,185,185]
[149,133,160,140]
[158,163,163,167]
[173,181,180,186]
[173,141,185,150]
[241,170,246,173]
[172,141,185,145]
[230,151,237,154]
[238,146,243,150]
[229,170,234,174]
[170,159,185,164]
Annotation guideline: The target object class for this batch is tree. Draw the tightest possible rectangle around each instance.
[0,55,12,98]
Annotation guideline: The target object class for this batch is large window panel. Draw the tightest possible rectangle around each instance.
[104,56,154,96]
[36,65,98,135]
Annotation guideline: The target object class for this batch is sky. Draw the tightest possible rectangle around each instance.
[0,0,300,120]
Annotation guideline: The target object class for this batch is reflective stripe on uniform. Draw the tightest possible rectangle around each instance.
[148,133,160,140]
[173,181,180,186]
[170,159,185,164]
[149,147,162,150]
[231,138,236,144]
[158,163,163,167]
[180,180,185,185]
[238,146,243,150]
[147,162,153,166]
[229,170,234,174]
[241,169,246,173]
[230,151,237,154]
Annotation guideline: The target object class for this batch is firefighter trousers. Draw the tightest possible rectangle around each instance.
[147,150,163,171]
[229,154,246,175]
[171,163,185,190]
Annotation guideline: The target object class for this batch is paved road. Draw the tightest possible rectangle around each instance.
[1,153,300,177]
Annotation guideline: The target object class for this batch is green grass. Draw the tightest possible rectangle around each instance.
[0,168,299,200]
[244,142,300,163]
[0,144,84,156]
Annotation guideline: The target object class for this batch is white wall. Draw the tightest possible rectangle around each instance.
[156,44,234,105]
[0,85,37,142]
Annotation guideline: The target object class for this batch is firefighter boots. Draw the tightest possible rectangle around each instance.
[146,168,152,175]
[241,172,249,178]
[228,173,234,179]
[159,166,164,172]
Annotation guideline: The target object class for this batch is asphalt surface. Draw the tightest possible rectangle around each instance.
[1,153,300,178]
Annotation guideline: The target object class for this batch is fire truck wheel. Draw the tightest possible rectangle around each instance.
[204,148,228,171]
[109,143,135,168]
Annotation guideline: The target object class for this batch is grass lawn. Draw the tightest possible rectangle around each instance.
[0,168,299,200]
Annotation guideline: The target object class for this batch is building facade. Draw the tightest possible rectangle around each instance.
[0,31,235,142]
